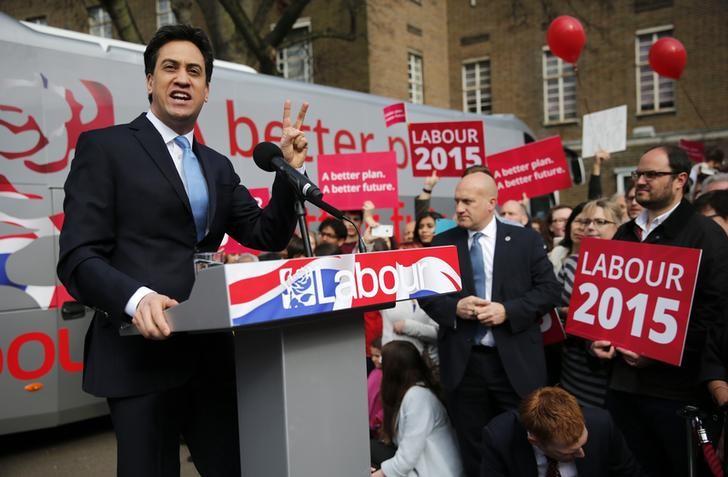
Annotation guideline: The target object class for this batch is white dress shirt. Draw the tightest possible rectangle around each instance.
[634,200,680,240]
[532,445,578,477]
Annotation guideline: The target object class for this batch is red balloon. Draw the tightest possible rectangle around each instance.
[546,16,586,64]
[649,37,687,80]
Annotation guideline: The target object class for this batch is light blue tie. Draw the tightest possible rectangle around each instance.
[470,232,488,344]
[174,136,208,242]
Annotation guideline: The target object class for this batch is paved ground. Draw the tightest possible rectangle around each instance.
[0,416,199,476]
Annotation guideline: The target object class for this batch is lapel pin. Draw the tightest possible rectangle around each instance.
[505,236,511,242]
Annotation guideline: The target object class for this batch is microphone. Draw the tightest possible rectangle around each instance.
[253,142,345,220]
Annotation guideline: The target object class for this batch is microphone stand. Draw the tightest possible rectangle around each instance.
[294,199,314,257]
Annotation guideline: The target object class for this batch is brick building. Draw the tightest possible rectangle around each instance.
[445,0,728,205]
[4,0,727,206]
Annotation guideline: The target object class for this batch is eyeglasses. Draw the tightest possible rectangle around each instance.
[630,170,680,181]
[574,218,616,227]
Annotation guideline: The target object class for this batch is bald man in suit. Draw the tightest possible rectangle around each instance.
[419,168,560,476]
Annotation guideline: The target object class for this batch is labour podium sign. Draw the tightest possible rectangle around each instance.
[565,238,701,366]
[122,246,461,477]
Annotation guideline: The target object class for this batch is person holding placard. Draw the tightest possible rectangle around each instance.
[559,199,623,408]
[590,145,728,477]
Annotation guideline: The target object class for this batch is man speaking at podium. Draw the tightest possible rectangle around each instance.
[58,25,308,476]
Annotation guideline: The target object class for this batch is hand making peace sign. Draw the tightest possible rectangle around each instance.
[280,99,309,169]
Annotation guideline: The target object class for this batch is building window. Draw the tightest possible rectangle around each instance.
[542,48,577,124]
[462,58,491,114]
[277,19,313,83]
[636,26,675,114]
[408,52,424,104]
[157,0,177,28]
[88,6,112,38]
[26,16,48,25]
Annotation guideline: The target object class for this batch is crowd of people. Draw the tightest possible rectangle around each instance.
[57,21,728,477]
[223,144,728,477]
[214,144,728,477]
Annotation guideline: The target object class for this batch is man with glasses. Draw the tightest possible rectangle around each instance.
[318,217,347,248]
[590,145,728,477]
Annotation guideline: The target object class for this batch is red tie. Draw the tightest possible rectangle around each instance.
[546,457,561,477]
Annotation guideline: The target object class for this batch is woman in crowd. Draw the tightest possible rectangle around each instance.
[413,212,439,246]
[371,341,464,477]
[559,199,623,407]
[544,204,573,251]
[548,202,586,276]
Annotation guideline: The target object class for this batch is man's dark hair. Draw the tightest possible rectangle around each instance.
[645,145,692,194]
[286,235,306,258]
[705,146,724,168]
[319,218,347,240]
[314,242,343,257]
[144,24,215,102]
[662,145,692,176]
[258,251,283,261]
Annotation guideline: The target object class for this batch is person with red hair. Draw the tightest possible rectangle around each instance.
[481,386,643,476]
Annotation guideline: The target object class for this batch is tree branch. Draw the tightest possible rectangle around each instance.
[276,0,359,48]
[99,0,144,43]
[252,1,274,31]
[264,0,312,47]
[171,0,194,25]
[218,0,278,73]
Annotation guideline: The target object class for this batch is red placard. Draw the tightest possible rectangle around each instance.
[248,187,270,208]
[220,187,271,255]
[408,121,485,177]
[488,136,572,204]
[565,238,701,366]
[317,151,399,210]
[383,102,407,127]
[540,308,566,346]
[679,139,705,163]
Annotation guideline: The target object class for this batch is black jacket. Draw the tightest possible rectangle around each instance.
[609,199,728,401]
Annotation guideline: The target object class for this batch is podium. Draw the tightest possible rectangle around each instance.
[125,246,461,476]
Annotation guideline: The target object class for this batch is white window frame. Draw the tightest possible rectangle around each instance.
[614,166,638,195]
[156,0,177,28]
[635,25,675,115]
[276,18,313,83]
[542,47,577,124]
[462,57,492,114]
[88,6,112,39]
[408,51,424,104]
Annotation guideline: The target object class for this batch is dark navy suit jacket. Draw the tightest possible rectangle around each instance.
[481,407,645,477]
[419,220,560,396]
[58,114,297,397]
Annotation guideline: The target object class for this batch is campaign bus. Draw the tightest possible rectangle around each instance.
[0,12,537,434]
